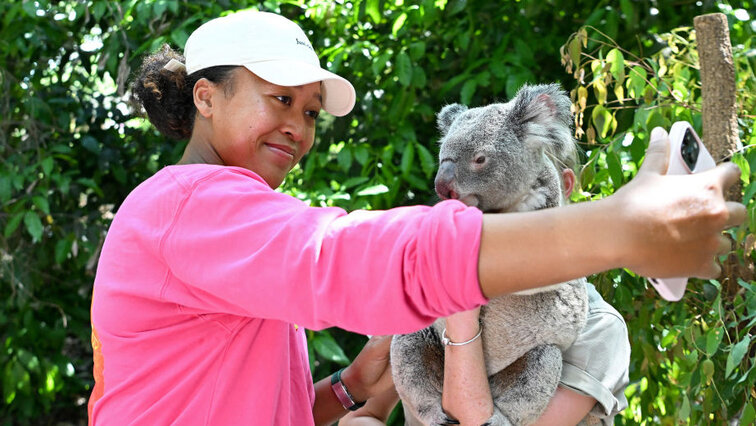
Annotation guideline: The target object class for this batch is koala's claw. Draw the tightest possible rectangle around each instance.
[440,415,460,425]
[481,407,512,426]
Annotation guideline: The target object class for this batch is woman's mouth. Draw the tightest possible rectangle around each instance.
[265,143,295,160]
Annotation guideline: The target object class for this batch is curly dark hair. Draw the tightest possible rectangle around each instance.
[130,44,236,140]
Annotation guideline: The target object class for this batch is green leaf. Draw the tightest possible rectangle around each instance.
[409,42,426,61]
[392,12,407,37]
[0,175,11,202]
[32,196,49,215]
[626,66,648,98]
[41,157,54,176]
[353,145,369,166]
[701,358,715,384]
[732,153,750,185]
[591,105,612,139]
[705,327,724,356]
[460,80,477,105]
[568,35,581,67]
[22,0,38,18]
[3,359,18,404]
[312,332,349,365]
[395,51,412,87]
[490,60,508,79]
[4,212,24,238]
[741,403,756,426]
[446,0,467,15]
[505,72,531,99]
[341,177,369,190]
[170,28,189,48]
[366,0,382,23]
[660,329,678,348]
[593,80,607,105]
[371,52,392,77]
[356,185,389,196]
[55,238,71,264]
[337,148,352,172]
[411,66,427,88]
[606,151,624,187]
[400,142,415,177]
[645,110,668,132]
[152,0,168,17]
[606,48,625,85]
[82,136,100,154]
[726,336,751,377]
[24,211,44,243]
[744,182,756,207]
[415,143,435,178]
[92,1,107,21]
[678,395,691,421]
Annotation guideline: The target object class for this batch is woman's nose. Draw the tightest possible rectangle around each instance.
[281,113,307,142]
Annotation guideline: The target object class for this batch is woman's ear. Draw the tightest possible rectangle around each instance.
[562,168,576,198]
[193,78,216,118]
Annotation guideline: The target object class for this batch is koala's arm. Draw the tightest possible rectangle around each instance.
[477,132,743,299]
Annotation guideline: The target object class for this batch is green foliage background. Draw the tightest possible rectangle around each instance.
[0,0,754,424]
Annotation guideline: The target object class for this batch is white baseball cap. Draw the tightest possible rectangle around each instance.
[183,11,356,117]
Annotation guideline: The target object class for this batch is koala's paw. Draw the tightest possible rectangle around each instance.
[481,407,513,426]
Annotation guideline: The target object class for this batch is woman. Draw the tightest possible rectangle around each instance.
[88,10,744,425]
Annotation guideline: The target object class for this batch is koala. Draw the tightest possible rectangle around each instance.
[391,84,589,426]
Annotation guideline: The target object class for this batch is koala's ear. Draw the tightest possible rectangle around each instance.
[510,83,572,127]
[437,104,468,137]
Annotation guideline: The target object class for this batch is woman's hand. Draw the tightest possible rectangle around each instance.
[341,335,395,403]
[609,127,746,279]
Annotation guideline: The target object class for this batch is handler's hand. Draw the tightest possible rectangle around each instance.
[611,127,746,279]
[341,335,395,403]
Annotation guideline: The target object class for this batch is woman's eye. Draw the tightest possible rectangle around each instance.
[306,110,320,119]
[474,155,486,164]
[276,95,292,105]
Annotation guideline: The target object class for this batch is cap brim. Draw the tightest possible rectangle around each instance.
[244,60,356,117]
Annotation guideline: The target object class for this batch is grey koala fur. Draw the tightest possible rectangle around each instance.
[391,84,589,426]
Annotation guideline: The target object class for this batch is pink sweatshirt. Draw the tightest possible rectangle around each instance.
[89,164,486,425]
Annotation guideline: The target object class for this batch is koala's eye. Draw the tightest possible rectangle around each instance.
[474,155,487,165]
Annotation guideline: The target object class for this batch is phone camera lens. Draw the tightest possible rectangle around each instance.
[680,129,699,171]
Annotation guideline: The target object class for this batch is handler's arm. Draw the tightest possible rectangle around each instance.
[338,388,400,426]
[314,336,395,426]
[478,128,745,298]
[442,307,494,425]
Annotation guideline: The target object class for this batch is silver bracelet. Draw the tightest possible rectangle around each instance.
[441,323,483,346]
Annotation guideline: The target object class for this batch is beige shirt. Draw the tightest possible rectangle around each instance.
[402,283,630,425]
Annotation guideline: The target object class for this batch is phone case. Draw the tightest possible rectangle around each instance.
[649,121,716,301]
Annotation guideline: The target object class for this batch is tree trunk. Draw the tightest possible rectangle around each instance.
[693,13,751,293]
[694,13,741,184]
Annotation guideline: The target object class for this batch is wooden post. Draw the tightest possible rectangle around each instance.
[694,13,741,178]
[693,13,751,292]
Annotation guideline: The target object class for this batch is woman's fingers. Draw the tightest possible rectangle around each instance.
[717,234,732,257]
[724,201,747,229]
[702,259,722,280]
[714,162,744,191]
[637,127,671,175]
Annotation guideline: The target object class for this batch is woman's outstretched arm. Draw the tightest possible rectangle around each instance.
[478,128,745,298]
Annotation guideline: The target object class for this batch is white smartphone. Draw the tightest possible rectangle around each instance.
[648,121,717,301]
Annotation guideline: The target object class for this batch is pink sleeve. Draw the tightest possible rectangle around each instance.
[161,169,487,334]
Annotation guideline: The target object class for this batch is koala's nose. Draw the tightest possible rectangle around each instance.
[435,162,458,200]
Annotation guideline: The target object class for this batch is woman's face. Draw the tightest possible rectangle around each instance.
[207,68,321,188]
